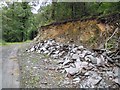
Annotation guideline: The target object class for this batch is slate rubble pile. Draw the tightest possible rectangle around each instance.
[27,39,120,88]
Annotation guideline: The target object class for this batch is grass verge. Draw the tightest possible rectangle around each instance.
[0,39,32,46]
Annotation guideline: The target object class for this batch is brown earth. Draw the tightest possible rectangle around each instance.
[35,19,115,49]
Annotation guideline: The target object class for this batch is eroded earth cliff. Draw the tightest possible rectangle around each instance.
[35,13,120,50]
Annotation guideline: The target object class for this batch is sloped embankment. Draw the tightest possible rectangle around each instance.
[23,13,120,88]
[35,13,120,50]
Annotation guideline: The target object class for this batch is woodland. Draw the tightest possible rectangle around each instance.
[1,2,120,42]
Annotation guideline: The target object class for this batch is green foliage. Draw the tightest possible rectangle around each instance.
[2,2,120,42]
[37,4,54,26]
[2,2,38,42]
[37,2,120,26]
[0,39,7,45]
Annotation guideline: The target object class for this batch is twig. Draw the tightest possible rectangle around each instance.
[105,28,118,49]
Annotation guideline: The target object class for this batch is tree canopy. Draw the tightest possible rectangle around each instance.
[1,1,120,42]
[2,2,38,42]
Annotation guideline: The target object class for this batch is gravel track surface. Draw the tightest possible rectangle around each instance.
[2,44,21,88]
[17,42,67,88]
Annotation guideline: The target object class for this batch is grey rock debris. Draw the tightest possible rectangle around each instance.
[27,39,120,88]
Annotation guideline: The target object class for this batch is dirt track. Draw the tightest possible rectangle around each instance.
[17,42,66,88]
[1,42,65,88]
[2,44,21,88]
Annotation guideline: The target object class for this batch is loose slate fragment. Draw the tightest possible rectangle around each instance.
[63,59,71,66]
[87,75,102,85]
[96,57,103,66]
[72,54,79,60]
[85,55,96,63]
[65,67,79,75]
[78,46,84,49]
[80,61,88,68]
[113,78,120,85]
[73,77,80,84]
[74,60,81,69]
[30,47,35,52]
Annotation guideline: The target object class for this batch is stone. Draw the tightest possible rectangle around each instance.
[86,50,92,55]
[54,50,60,54]
[106,71,114,78]
[74,60,82,69]
[27,50,30,52]
[79,54,85,58]
[51,54,59,59]
[79,50,89,58]
[71,48,77,53]
[30,47,35,52]
[65,67,79,75]
[113,78,120,85]
[43,59,48,62]
[84,71,90,76]
[57,59,64,64]
[73,77,80,84]
[33,66,37,69]
[113,66,120,77]
[78,46,84,50]
[87,75,102,85]
[96,55,105,66]
[63,65,72,69]
[40,47,46,52]
[37,50,41,53]
[43,50,49,54]
[76,51,81,54]
[72,54,79,60]
[58,51,65,57]
[85,55,96,63]
[27,61,30,63]
[56,45,60,49]
[26,66,29,68]
[84,71,96,76]
[85,63,94,70]
[69,52,74,57]
[63,80,70,85]
[80,61,88,68]
[63,59,71,66]
[41,81,47,84]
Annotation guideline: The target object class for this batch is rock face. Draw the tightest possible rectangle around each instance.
[27,39,120,88]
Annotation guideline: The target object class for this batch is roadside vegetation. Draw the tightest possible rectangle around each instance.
[0,39,31,46]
